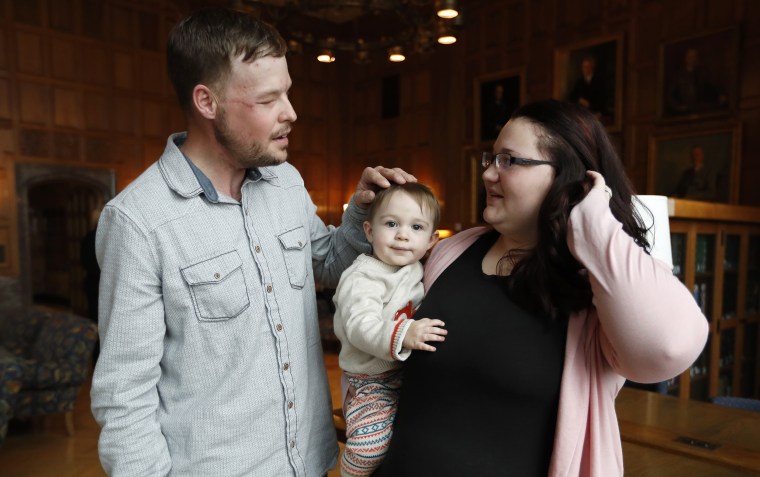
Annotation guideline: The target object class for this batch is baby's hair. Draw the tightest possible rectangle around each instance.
[367,183,441,230]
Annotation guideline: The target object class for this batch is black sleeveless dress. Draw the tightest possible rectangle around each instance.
[374,231,568,476]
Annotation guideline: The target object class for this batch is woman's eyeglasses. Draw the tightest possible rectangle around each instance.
[481,152,554,171]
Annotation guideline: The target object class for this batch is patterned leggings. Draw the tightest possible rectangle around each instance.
[340,369,402,477]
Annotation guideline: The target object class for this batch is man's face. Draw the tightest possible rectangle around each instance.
[581,59,595,77]
[494,84,504,101]
[213,55,297,168]
[685,49,699,70]
[692,147,705,168]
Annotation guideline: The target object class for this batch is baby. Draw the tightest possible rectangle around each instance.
[333,182,447,477]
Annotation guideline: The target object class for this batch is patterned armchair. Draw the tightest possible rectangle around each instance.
[0,357,22,445]
[0,309,97,436]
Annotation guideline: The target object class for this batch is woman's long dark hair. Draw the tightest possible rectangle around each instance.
[501,99,650,321]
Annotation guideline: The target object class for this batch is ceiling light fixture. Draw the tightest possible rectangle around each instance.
[435,0,459,19]
[317,49,336,62]
[238,0,463,63]
[388,46,406,62]
[317,36,337,63]
[437,22,456,45]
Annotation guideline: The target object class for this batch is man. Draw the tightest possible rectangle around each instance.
[674,145,715,200]
[666,47,726,116]
[567,56,609,119]
[91,7,414,476]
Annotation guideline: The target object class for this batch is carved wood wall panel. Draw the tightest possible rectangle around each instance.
[0,0,757,276]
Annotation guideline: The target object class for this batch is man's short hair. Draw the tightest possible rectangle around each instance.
[166,7,286,113]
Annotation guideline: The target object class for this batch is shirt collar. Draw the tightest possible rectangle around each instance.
[183,154,219,202]
[158,132,278,203]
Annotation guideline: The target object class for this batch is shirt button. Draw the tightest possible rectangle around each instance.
[298,241,302,247]
[290,440,295,448]
[288,401,294,409]
[255,245,261,253]
[276,324,283,332]
[283,362,289,371]
[213,273,220,280]
[266,285,273,293]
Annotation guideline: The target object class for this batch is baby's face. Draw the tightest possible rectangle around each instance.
[363,191,439,267]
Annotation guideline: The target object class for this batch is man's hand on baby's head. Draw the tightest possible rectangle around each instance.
[403,318,447,352]
[353,166,417,208]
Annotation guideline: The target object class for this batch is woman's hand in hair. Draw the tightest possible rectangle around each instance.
[586,170,612,200]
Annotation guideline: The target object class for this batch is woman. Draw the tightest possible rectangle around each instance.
[374,99,708,476]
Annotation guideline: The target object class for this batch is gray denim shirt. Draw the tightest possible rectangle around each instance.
[91,133,370,476]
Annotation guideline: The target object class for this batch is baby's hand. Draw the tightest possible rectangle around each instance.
[403,318,447,352]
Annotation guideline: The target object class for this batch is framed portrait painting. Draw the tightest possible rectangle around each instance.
[554,33,623,131]
[658,28,738,120]
[648,126,741,203]
[474,69,525,145]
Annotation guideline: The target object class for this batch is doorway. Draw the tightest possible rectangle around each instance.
[27,181,102,313]
[15,164,114,315]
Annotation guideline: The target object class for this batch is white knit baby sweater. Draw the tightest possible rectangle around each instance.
[332,254,424,375]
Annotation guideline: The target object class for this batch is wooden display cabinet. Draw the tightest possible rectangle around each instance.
[664,199,760,401]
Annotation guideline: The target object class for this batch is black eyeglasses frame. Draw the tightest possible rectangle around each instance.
[481,152,555,170]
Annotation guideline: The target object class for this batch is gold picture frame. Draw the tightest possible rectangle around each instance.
[658,27,738,121]
[474,68,525,146]
[648,124,741,203]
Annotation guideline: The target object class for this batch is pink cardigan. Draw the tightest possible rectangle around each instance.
[423,189,709,476]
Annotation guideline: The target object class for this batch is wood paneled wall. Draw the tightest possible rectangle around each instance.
[0,0,189,279]
[338,0,760,228]
[0,0,758,279]
[0,0,185,187]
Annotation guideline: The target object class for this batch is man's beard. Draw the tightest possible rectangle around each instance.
[213,110,286,169]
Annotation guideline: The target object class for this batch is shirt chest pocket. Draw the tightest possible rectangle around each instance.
[277,226,308,289]
[181,250,250,321]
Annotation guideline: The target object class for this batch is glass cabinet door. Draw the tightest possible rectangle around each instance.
[744,235,760,398]
[667,217,760,401]
[671,233,686,279]
[747,236,760,317]
[715,234,740,397]
[743,323,757,397]
[690,336,711,401]
[694,233,715,315]
[722,234,740,320]
[718,328,735,396]
[667,232,688,397]
[690,233,715,401]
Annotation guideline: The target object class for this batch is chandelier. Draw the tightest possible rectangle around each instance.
[235,0,462,63]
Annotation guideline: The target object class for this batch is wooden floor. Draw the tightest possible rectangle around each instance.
[0,353,344,477]
[4,353,756,476]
